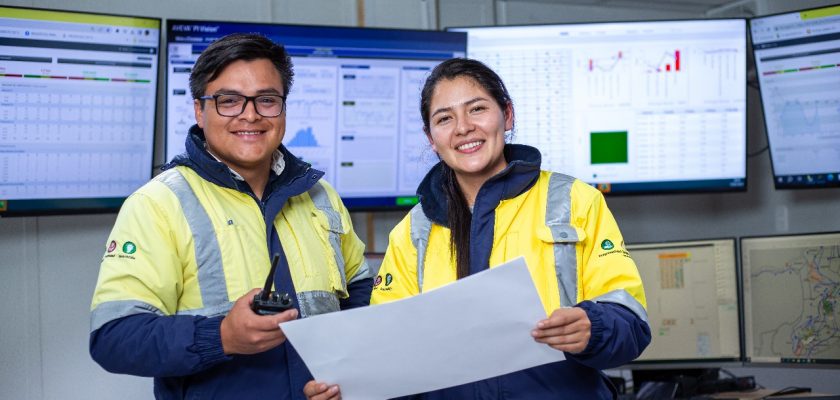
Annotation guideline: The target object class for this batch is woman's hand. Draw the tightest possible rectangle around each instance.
[303,380,341,400]
[531,307,591,354]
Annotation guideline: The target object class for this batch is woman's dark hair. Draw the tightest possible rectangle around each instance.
[420,58,512,136]
[189,33,294,101]
[419,58,513,279]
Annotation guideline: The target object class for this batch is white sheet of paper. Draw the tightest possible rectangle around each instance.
[280,256,566,400]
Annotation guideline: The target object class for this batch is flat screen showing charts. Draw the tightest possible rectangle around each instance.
[627,239,742,365]
[450,19,747,195]
[166,20,466,209]
[0,6,160,216]
[751,5,840,189]
[741,232,840,367]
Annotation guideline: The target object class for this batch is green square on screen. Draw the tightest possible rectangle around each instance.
[590,131,628,164]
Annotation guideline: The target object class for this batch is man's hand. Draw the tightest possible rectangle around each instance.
[531,306,591,354]
[220,288,298,355]
[303,380,341,400]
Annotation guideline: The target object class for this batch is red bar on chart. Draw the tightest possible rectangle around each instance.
[675,50,680,71]
[666,64,671,71]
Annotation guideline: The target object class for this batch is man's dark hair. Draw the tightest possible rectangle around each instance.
[189,33,294,101]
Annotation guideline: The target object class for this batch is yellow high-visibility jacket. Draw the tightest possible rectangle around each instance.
[90,127,371,399]
[372,144,649,399]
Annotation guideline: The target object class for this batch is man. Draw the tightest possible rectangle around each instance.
[90,33,372,399]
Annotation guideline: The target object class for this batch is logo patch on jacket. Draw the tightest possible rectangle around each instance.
[122,241,137,254]
[107,240,117,253]
[598,238,631,259]
[374,273,394,292]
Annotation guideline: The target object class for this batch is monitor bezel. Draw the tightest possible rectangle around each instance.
[748,4,840,190]
[447,18,750,197]
[0,5,162,218]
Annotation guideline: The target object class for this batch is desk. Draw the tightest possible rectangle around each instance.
[711,389,840,399]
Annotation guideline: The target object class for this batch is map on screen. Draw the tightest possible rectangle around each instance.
[742,233,840,365]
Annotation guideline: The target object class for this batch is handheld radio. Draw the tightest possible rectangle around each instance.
[250,253,295,315]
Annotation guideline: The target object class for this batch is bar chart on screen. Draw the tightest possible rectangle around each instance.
[583,49,632,103]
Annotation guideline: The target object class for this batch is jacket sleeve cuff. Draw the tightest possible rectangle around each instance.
[340,277,374,310]
[576,300,605,355]
[190,316,231,367]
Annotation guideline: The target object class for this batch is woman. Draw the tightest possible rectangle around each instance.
[305,58,650,399]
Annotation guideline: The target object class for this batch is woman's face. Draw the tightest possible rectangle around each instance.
[426,76,513,186]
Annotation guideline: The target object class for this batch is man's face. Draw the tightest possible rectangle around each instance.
[194,58,286,176]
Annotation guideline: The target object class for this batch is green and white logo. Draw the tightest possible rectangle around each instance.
[122,241,137,254]
[601,239,615,250]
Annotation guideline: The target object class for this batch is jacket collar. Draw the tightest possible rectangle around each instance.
[417,143,542,226]
[163,124,323,200]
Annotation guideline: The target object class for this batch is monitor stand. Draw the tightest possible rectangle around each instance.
[633,368,723,398]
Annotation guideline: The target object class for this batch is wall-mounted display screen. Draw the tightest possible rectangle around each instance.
[751,5,840,189]
[166,20,466,209]
[0,6,160,216]
[450,19,747,195]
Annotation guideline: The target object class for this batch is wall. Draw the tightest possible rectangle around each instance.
[1,0,838,399]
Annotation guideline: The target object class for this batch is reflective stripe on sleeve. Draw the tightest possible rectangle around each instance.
[91,300,235,332]
[409,204,431,293]
[347,258,372,285]
[592,289,649,323]
[308,182,348,291]
[306,182,372,315]
[91,300,165,332]
[298,290,341,318]
[546,172,579,307]
[157,169,229,308]
[175,302,234,318]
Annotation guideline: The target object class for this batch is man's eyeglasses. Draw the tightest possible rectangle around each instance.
[199,94,286,118]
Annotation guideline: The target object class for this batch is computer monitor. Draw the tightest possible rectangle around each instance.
[165,20,466,210]
[627,238,742,366]
[0,6,160,217]
[741,232,840,367]
[750,5,840,189]
[449,19,748,195]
